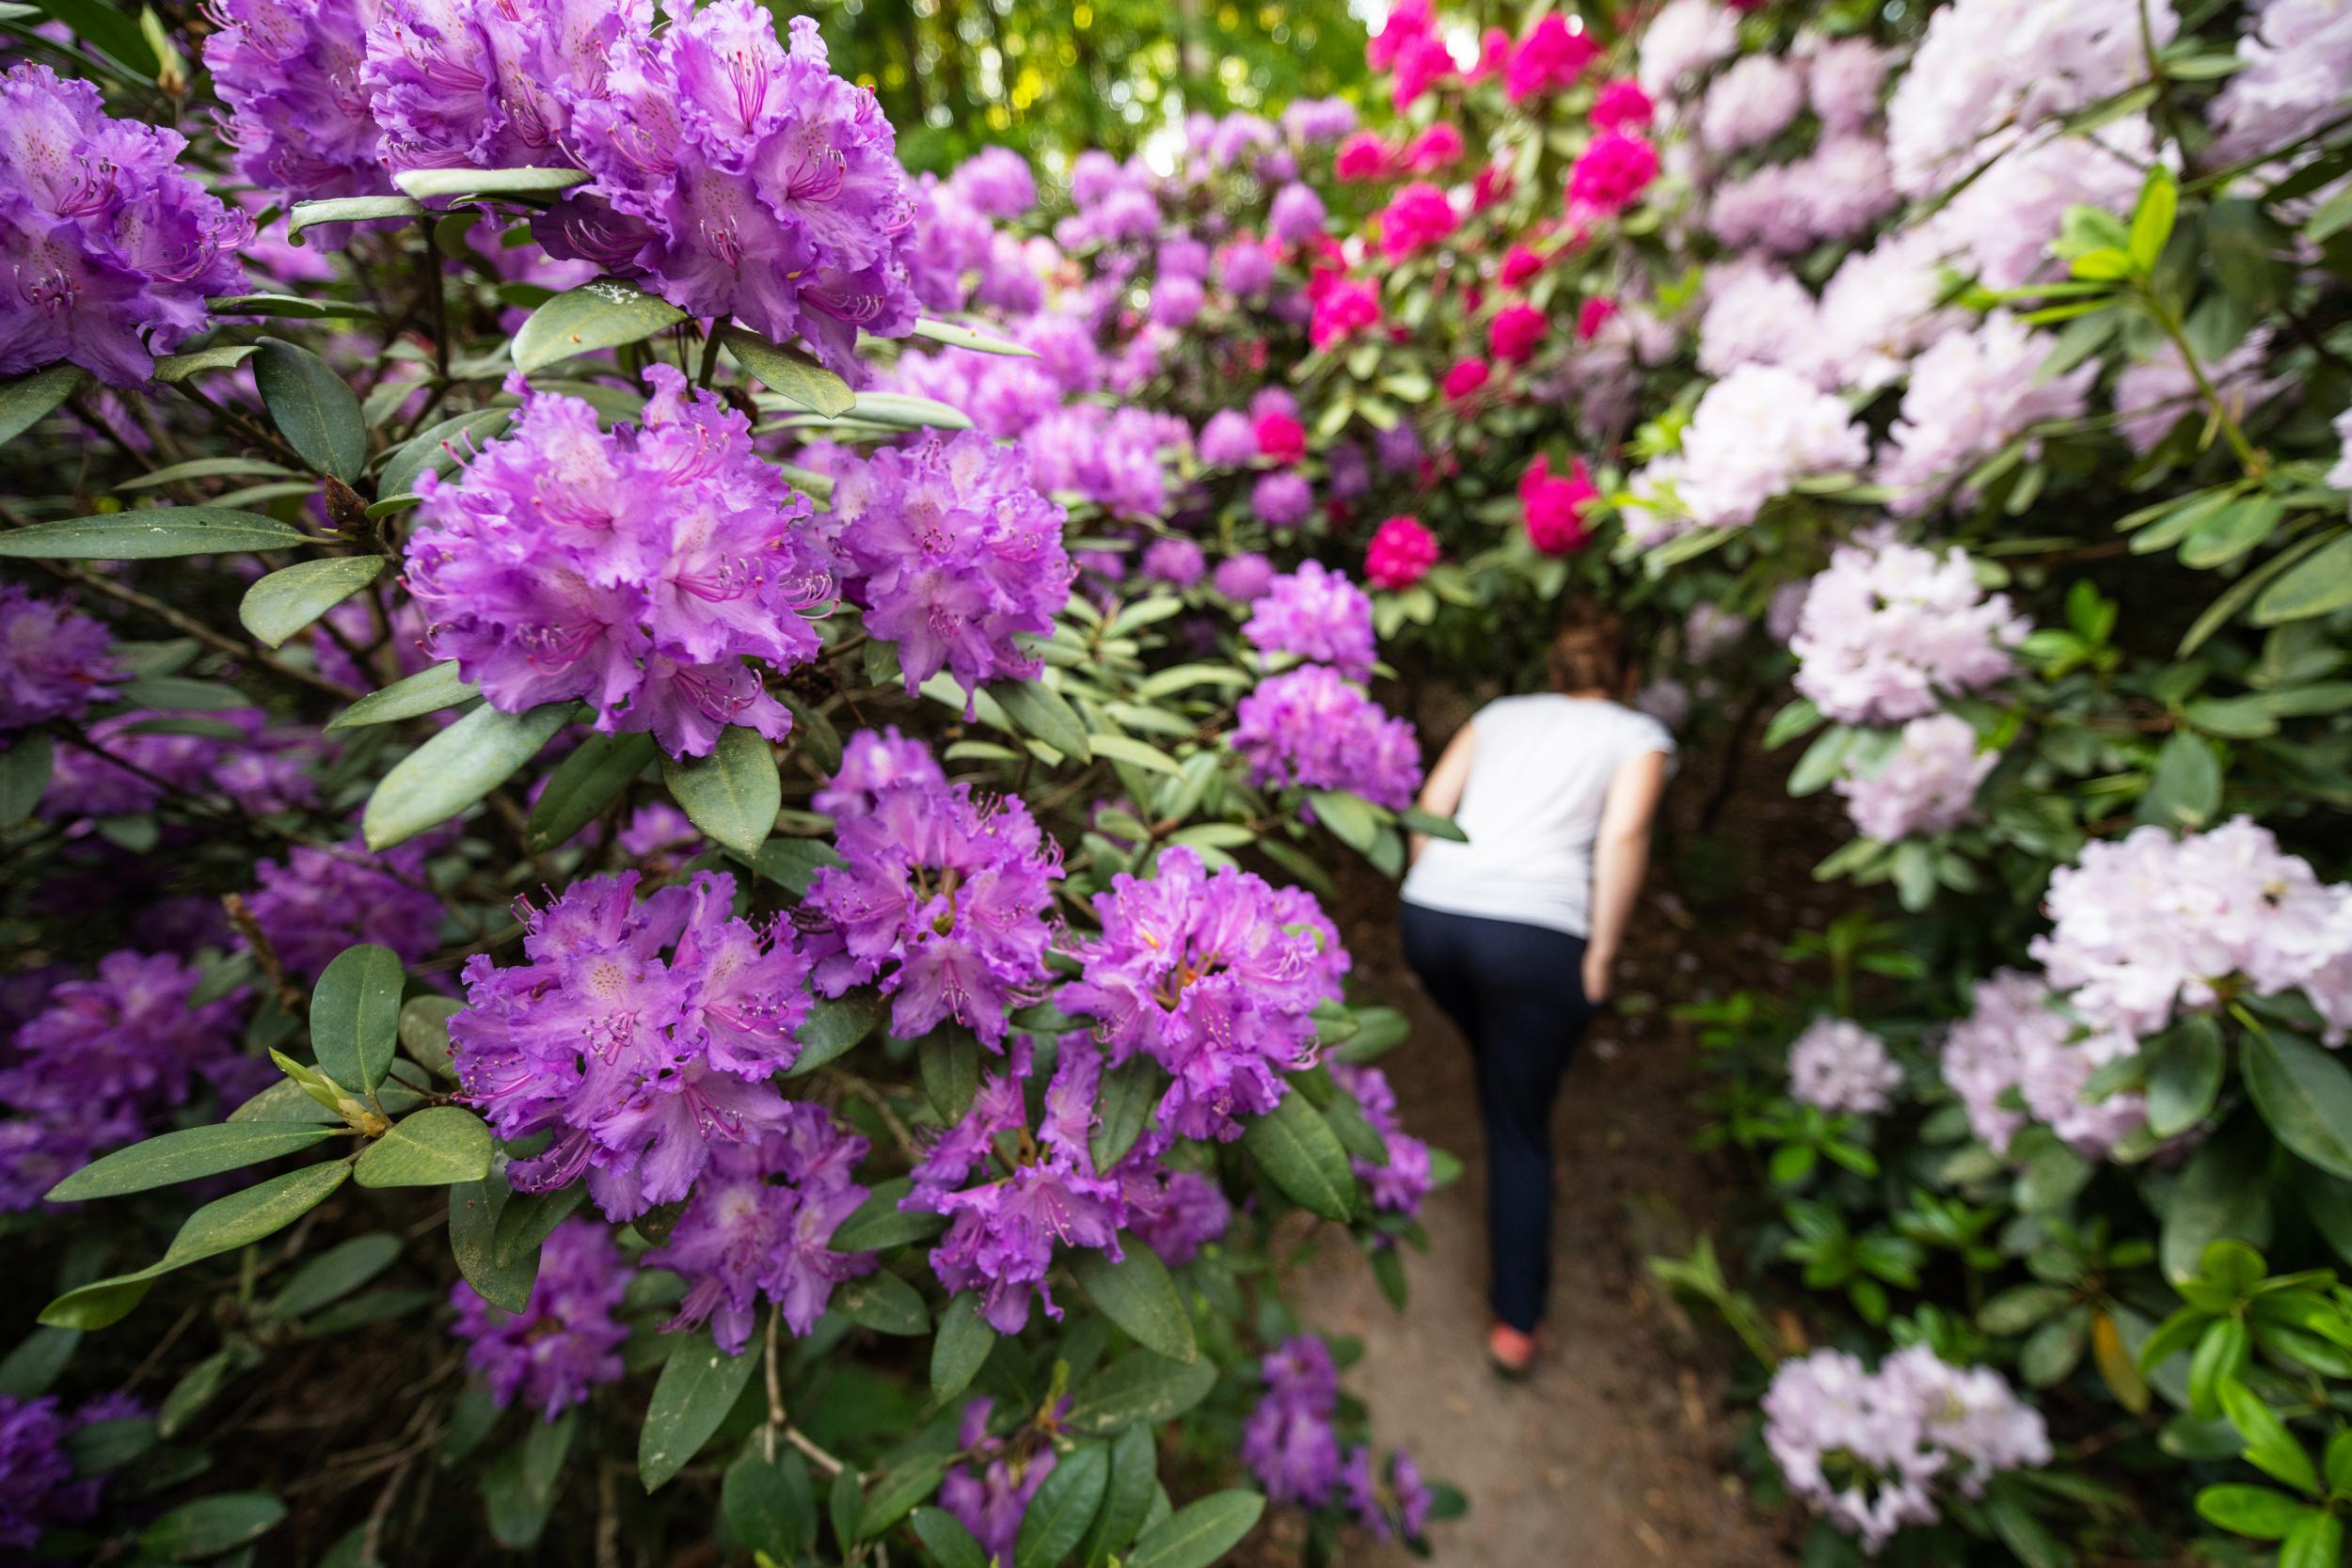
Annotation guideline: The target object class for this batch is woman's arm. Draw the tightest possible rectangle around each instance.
[1407,721,1476,865]
[1583,748,1668,1004]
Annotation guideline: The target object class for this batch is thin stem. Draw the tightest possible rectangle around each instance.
[167,379,308,469]
[696,322,725,389]
[421,218,453,390]
[2140,288,2263,475]
[40,562,364,703]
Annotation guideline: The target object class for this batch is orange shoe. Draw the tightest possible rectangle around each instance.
[1486,1323,1537,1376]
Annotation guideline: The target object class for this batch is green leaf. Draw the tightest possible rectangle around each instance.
[725,1447,815,1561]
[1074,1240,1196,1364]
[1062,1349,1217,1437]
[2253,532,2352,625]
[1123,1490,1266,1568]
[1090,1058,1160,1173]
[378,408,514,500]
[288,195,426,238]
[841,391,972,430]
[1982,1489,2069,1568]
[2146,1016,2225,1138]
[660,725,779,859]
[833,1271,929,1337]
[2280,1508,2344,1568]
[2198,1484,2311,1540]
[2137,731,2222,830]
[930,1292,995,1403]
[1400,806,1468,842]
[790,992,882,1075]
[45,1122,337,1202]
[2189,1319,2252,1419]
[722,325,855,417]
[0,506,308,560]
[327,660,478,731]
[526,730,656,852]
[255,337,366,482]
[2219,1379,2323,1495]
[208,293,378,321]
[2244,1031,2352,1180]
[911,316,1041,356]
[363,700,569,850]
[32,0,155,74]
[831,1176,949,1251]
[1241,1092,1356,1221]
[117,456,296,492]
[913,1507,991,1568]
[1014,1440,1108,1568]
[1979,1283,2070,1336]
[450,1177,536,1313]
[393,165,589,202]
[2181,496,2284,569]
[1079,1420,1158,1568]
[355,1106,493,1187]
[137,1493,287,1561]
[399,994,463,1081]
[861,1454,950,1539]
[1087,733,1182,776]
[0,1326,79,1400]
[513,277,687,375]
[0,731,53,829]
[42,1164,352,1329]
[2163,1118,2275,1285]
[226,542,372,626]
[639,1329,759,1491]
[151,344,258,382]
[1307,789,1379,853]
[917,1028,982,1124]
[268,1232,402,1320]
[2128,165,2178,271]
[312,942,405,1097]
[0,361,86,444]
[991,680,1091,762]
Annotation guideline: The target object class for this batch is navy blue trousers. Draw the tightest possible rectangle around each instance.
[1400,903,1595,1334]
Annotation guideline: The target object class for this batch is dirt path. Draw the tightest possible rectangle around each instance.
[1295,723,1838,1568]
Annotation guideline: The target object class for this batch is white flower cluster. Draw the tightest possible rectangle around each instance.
[1700,55,1807,154]
[1787,1017,1903,1117]
[1802,34,1893,133]
[1885,0,2177,196]
[2113,327,2282,455]
[2210,0,2352,166]
[1878,313,2097,515]
[1928,117,2162,290]
[2030,818,2352,1043]
[1709,136,1898,256]
[1805,234,1964,395]
[1627,364,1869,543]
[1637,0,1739,98]
[2332,408,2352,498]
[1836,713,1997,842]
[1765,1345,2052,1553]
[1940,971,2148,1157]
[1790,531,2028,726]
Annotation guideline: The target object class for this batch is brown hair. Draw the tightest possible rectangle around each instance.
[1548,602,1627,695]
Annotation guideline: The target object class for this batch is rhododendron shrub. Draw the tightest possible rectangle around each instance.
[0,9,1465,1563]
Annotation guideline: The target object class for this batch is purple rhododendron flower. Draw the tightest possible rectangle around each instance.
[449,870,813,1220]
[940,1398,1058,1563]
[902,1037,1124,1332]
[1213,552,1277,604]
[804,733,1062,1048]
[1140,536,1207,588]
[1232,665,1422,810]
[813,725,946,819]
[1025,404,1186,519]
[450,1218,631,1418]
[41,709,316,822]
[557,9,917,378]
[1251,470,1314,529]
[820,433,1073,708]
[1240,1335,1343,1505]
[405,365,832,758]
[0,952,254,1210]
[1198,408,1257,467]
[0,1390,142,1549]
[0,64,251,384]
[948,147,1037,218]
[245,838,444,984]
[0,585,119,731]
[1330,1060,1432,1220]
[361,0,645,175]
[205,0,389,223]
[1063,848,1347,1140]
[1243,561,1377,679]
[650,1101,874,1351]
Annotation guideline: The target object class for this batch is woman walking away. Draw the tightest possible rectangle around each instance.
[1399,607,1672,1375]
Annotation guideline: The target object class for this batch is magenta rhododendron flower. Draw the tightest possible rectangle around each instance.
[1442,357,1491,401]
[1310,279,1381,349]
[1403,122,1466,172]
[1376,182,1459,260]
[1333,131,1392,182]
[1366,515,1439,589]
[1489,302,1547,363]
[1520,455,1597,554]
[1255,408,1309,464]
[1504,13,1598,101]
[1591,77,1657,131]
[0,64,252,384]
[1499,245,1547,288]
[1566,129,1660,216]
[450,870,814,1221]
[1577,295,1619,341]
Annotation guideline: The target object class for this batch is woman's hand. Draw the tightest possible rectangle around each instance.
[1581,945,1614,1006]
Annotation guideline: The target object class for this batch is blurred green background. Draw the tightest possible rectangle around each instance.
[811,0,1376,172]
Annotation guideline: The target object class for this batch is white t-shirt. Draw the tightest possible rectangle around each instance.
[1400,694,1675,937]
